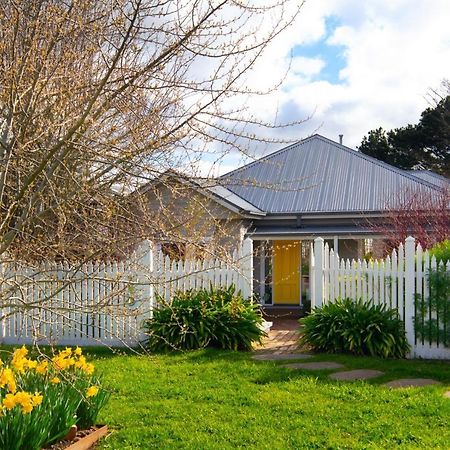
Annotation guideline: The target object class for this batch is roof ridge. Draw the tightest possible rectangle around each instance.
[220,134,319,179]
[313,135,443,190]
[206,183,264,212]
[406,169,449,182]
[222,133,440,191]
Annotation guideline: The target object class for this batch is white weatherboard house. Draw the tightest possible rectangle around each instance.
[147,134,448,312]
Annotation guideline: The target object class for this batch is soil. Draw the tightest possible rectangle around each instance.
[44,426,101,450]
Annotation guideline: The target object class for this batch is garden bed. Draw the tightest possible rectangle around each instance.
[44,425,108,450]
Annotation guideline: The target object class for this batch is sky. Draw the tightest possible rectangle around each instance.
[202,0,450,175]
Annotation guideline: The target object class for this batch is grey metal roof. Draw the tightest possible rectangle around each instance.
[406,170,449,188]
[138,170,264,217]
[205,185,265,216]
[221,135,443,214]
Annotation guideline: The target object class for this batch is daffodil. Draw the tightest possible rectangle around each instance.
[86,386,99,398]
[35,360,48,375]
[84,363,95,375]
[2,393,16,410]
[32,392,43,406]
[0,368,17,393]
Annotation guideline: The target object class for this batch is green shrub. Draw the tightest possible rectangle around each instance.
[429,240,450,264]
[415,264,450,346]
[144,285,266,352]
[414,241,450,347]
[300,298,410,358]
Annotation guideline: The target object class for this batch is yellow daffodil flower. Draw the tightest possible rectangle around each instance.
[86,386,99,398]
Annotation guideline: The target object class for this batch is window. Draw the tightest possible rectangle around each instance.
[160,242,186,261]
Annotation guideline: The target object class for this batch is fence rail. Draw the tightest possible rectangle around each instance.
[0,239,253,347]
[311,236,450,359]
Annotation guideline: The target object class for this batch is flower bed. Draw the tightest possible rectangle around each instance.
[0,346,109,450]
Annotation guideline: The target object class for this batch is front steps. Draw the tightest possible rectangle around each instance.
[261,304,306,320]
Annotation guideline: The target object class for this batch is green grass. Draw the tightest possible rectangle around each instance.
[83,349,450,450]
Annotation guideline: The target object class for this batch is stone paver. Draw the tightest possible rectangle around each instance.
[253,319,304,355]
[329,369,384,381]
[252,353,313,361]
[443,391,450,398]
[383,378,442,388]
[282,361,345,370]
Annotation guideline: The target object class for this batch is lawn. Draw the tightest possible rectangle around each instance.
[87,349,450,449]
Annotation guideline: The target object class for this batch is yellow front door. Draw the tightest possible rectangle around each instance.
[272,240,301,304]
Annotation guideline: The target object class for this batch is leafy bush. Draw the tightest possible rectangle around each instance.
[415,264,450,346]
[429,239,450,264]
[0,346,109,450]
[144,285,266,352]
[300,298,410,358]
[414,241,450,347]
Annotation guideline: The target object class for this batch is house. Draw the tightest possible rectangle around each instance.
[142,134,448,309]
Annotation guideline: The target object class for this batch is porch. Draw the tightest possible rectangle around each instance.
[252,237,371,308]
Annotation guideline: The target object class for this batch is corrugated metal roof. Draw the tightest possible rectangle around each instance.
[205,185,265,216]
[221,135,443,214]
[406,170,449,188]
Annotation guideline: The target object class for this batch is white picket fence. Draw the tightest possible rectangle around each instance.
[0,239,253,347]
[310,236,450,359]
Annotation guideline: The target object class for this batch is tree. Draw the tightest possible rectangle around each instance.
[358,127,419,170]
[0,0,302,262]
[359,84,450,177]
[370,184,450,253]
[0,0,302,344]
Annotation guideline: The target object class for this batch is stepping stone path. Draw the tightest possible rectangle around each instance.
[252,353,312,361]
[252,321,443,388]
[444,391,450,399]
[383,378,442,388]
[329,369,384,381]
[282,361,344,370]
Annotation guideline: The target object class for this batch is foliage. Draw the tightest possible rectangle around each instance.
[0,346,109,450]
[144,285,265,352]
[359,93,449,176]
[415,264,450,347]
[359,127,418,170]
[429,240,450,264]
[300,298,410,358]
[368,186,449,251]
[91,349,450,449]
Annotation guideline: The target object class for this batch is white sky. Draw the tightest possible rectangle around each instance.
[201,0,450,175]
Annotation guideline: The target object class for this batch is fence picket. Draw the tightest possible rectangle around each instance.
[329,249,335,303]
[391,250,397,312]
[350,259,356,300]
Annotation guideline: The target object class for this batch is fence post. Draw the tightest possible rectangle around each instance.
[313,237,324,308]
[310,243,315,308]
[137,240,154,318]
[404,236,416,357]
[240,238,253,300]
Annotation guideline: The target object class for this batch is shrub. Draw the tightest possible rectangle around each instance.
[300,298,410,358]
[415,264,450,347]
[144,285,266,352]
[429,239,450,264]
[0,346,109,450]
[414,241,450,347]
